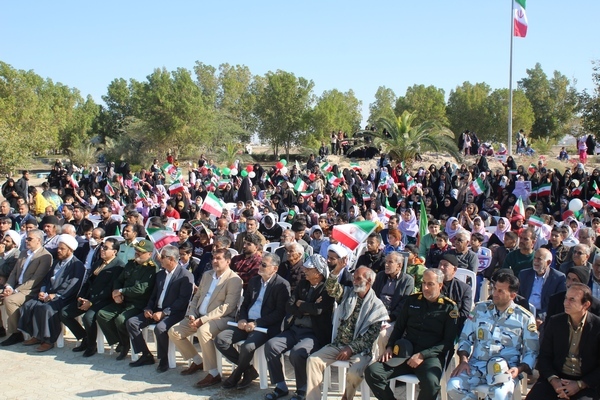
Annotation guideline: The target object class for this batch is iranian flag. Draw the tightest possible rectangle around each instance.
[594,181,600,194]
[537,183,551,197]
[147,227,179,251]
[362,194,372,202]
[383,206,395,218]
[589,195,600,209]
[201,192,225,217]
[345,192,356,204]
[294,178,308,192]
[406,176,416,191]
[105,183,115,196]
[350,162,362,171]
[514,0,528,38]
[300,190,314,199]
[332,221,377,251]
[572,186,583,197]
[399,161,406,169]
[509,170,518,175]
[513,197,525,217]
[320,162,333,172]
[68,175,79,189]
[469,178,485,196]
[218,179,230,189]
[528,215,545,227]
[169,180,185,194]
[528,164,536,174]
[162,163,177,176]
[327,172,343,186]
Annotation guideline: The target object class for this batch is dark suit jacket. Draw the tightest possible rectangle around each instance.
[356,251,386,274]
[372,271,414,322]
[145,265,194,320]
[518,267,566,317]
[73,237,90,264]
[285,278,334,347]
[238,273,290,337]
[537,312,600,389]
[7,247,53,298]
[84,258,125,310]
[546,290,600,322]
[41,257,86,309]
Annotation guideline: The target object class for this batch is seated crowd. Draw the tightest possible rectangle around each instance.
[1,154,600,400]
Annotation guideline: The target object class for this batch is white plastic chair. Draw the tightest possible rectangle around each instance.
[279,212,288,222]
[130,325,177,369]
[278,222,292,230]
[227,248,239,257]
[263,242,281,253]
[454,268,477,310]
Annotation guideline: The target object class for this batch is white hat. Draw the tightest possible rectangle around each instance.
[3,230,21,247]
[327,243,349,258]
[58,234,78,251]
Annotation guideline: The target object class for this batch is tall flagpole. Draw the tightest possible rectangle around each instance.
[508,0,515,156]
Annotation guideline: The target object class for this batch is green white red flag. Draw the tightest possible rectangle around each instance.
[201,192,225,217]
[536,183,551,197]
[147,227,179,251]
[169,180,185,194]
[383,206,395,218]
[513,0,528,38]
[294,178,308,192]
[513,197,525,217]
[300,190,314,199]
[331,221,377,251]
[572,186,583,197]
[528,164,536,174]
[350,162,362,171]
[327,172,343,186]
[527,215,545,227]
[469,178,485,196]
[594,181,600,194]
[320,162,332,172]
[589,195,600,209]
[68,175,79,189]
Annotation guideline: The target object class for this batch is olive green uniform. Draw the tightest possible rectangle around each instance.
[96,259,157,346]
[365,292,458,400]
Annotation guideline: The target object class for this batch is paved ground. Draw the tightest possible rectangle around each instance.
[0,330,393,400]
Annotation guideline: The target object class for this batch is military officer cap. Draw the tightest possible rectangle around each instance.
[385,338,414,367]
[134,239,154,253]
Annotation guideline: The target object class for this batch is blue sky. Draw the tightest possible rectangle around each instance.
[2,1,598,124]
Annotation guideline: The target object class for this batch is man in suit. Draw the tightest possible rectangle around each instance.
[518,248,566,326]
[526,283,600,399]
[1,229,53,346]
[168,248,243,388]
[96,239,157,360]
[546,266,600,326]
[126,245,194,372]
[559,243,593,276]
[60,237,124,357]
[372,251,415,355]
[215,252,290,390]
[264,255,335,400]
[17,234,86,351]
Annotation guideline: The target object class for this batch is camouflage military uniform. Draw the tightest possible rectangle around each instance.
[447,300,539,400]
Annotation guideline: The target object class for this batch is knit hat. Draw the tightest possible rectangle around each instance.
[568,266,590,285]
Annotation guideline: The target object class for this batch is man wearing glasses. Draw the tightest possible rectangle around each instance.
[1,229,53,346]
[60,237,124,357]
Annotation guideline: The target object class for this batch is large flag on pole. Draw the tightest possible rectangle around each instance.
[513,0,528,37]
[418,198,428,246]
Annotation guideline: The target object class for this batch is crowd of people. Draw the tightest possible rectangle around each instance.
[1,148,600,400]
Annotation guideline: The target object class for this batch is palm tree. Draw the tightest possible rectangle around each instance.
[350,111,462,165]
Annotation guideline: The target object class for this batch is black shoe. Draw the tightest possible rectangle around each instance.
[222,369,242,389]
[73,338,88,352]
[116,343,130,361]
[129,353,155,367]
[115,343,123,353]
[0,326,6,337]
[156,362,169,373]
[1,332,24,346]
[82,347,97,358]
[237,367,259,390]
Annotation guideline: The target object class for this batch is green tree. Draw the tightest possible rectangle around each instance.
[446,82,491,140]
[311,89,362,142]
[580,60,600,136]
[368,86,396,127]
[97,78,135,139]
[395,84,449,126]
[193,61,218,111]
[518,63,578,140]
[61,94,100,153]
[254,70,314,159]
[351,111,461,165]
[484,89,534,143]
[134,67,207,158]
[217,63,258,142]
